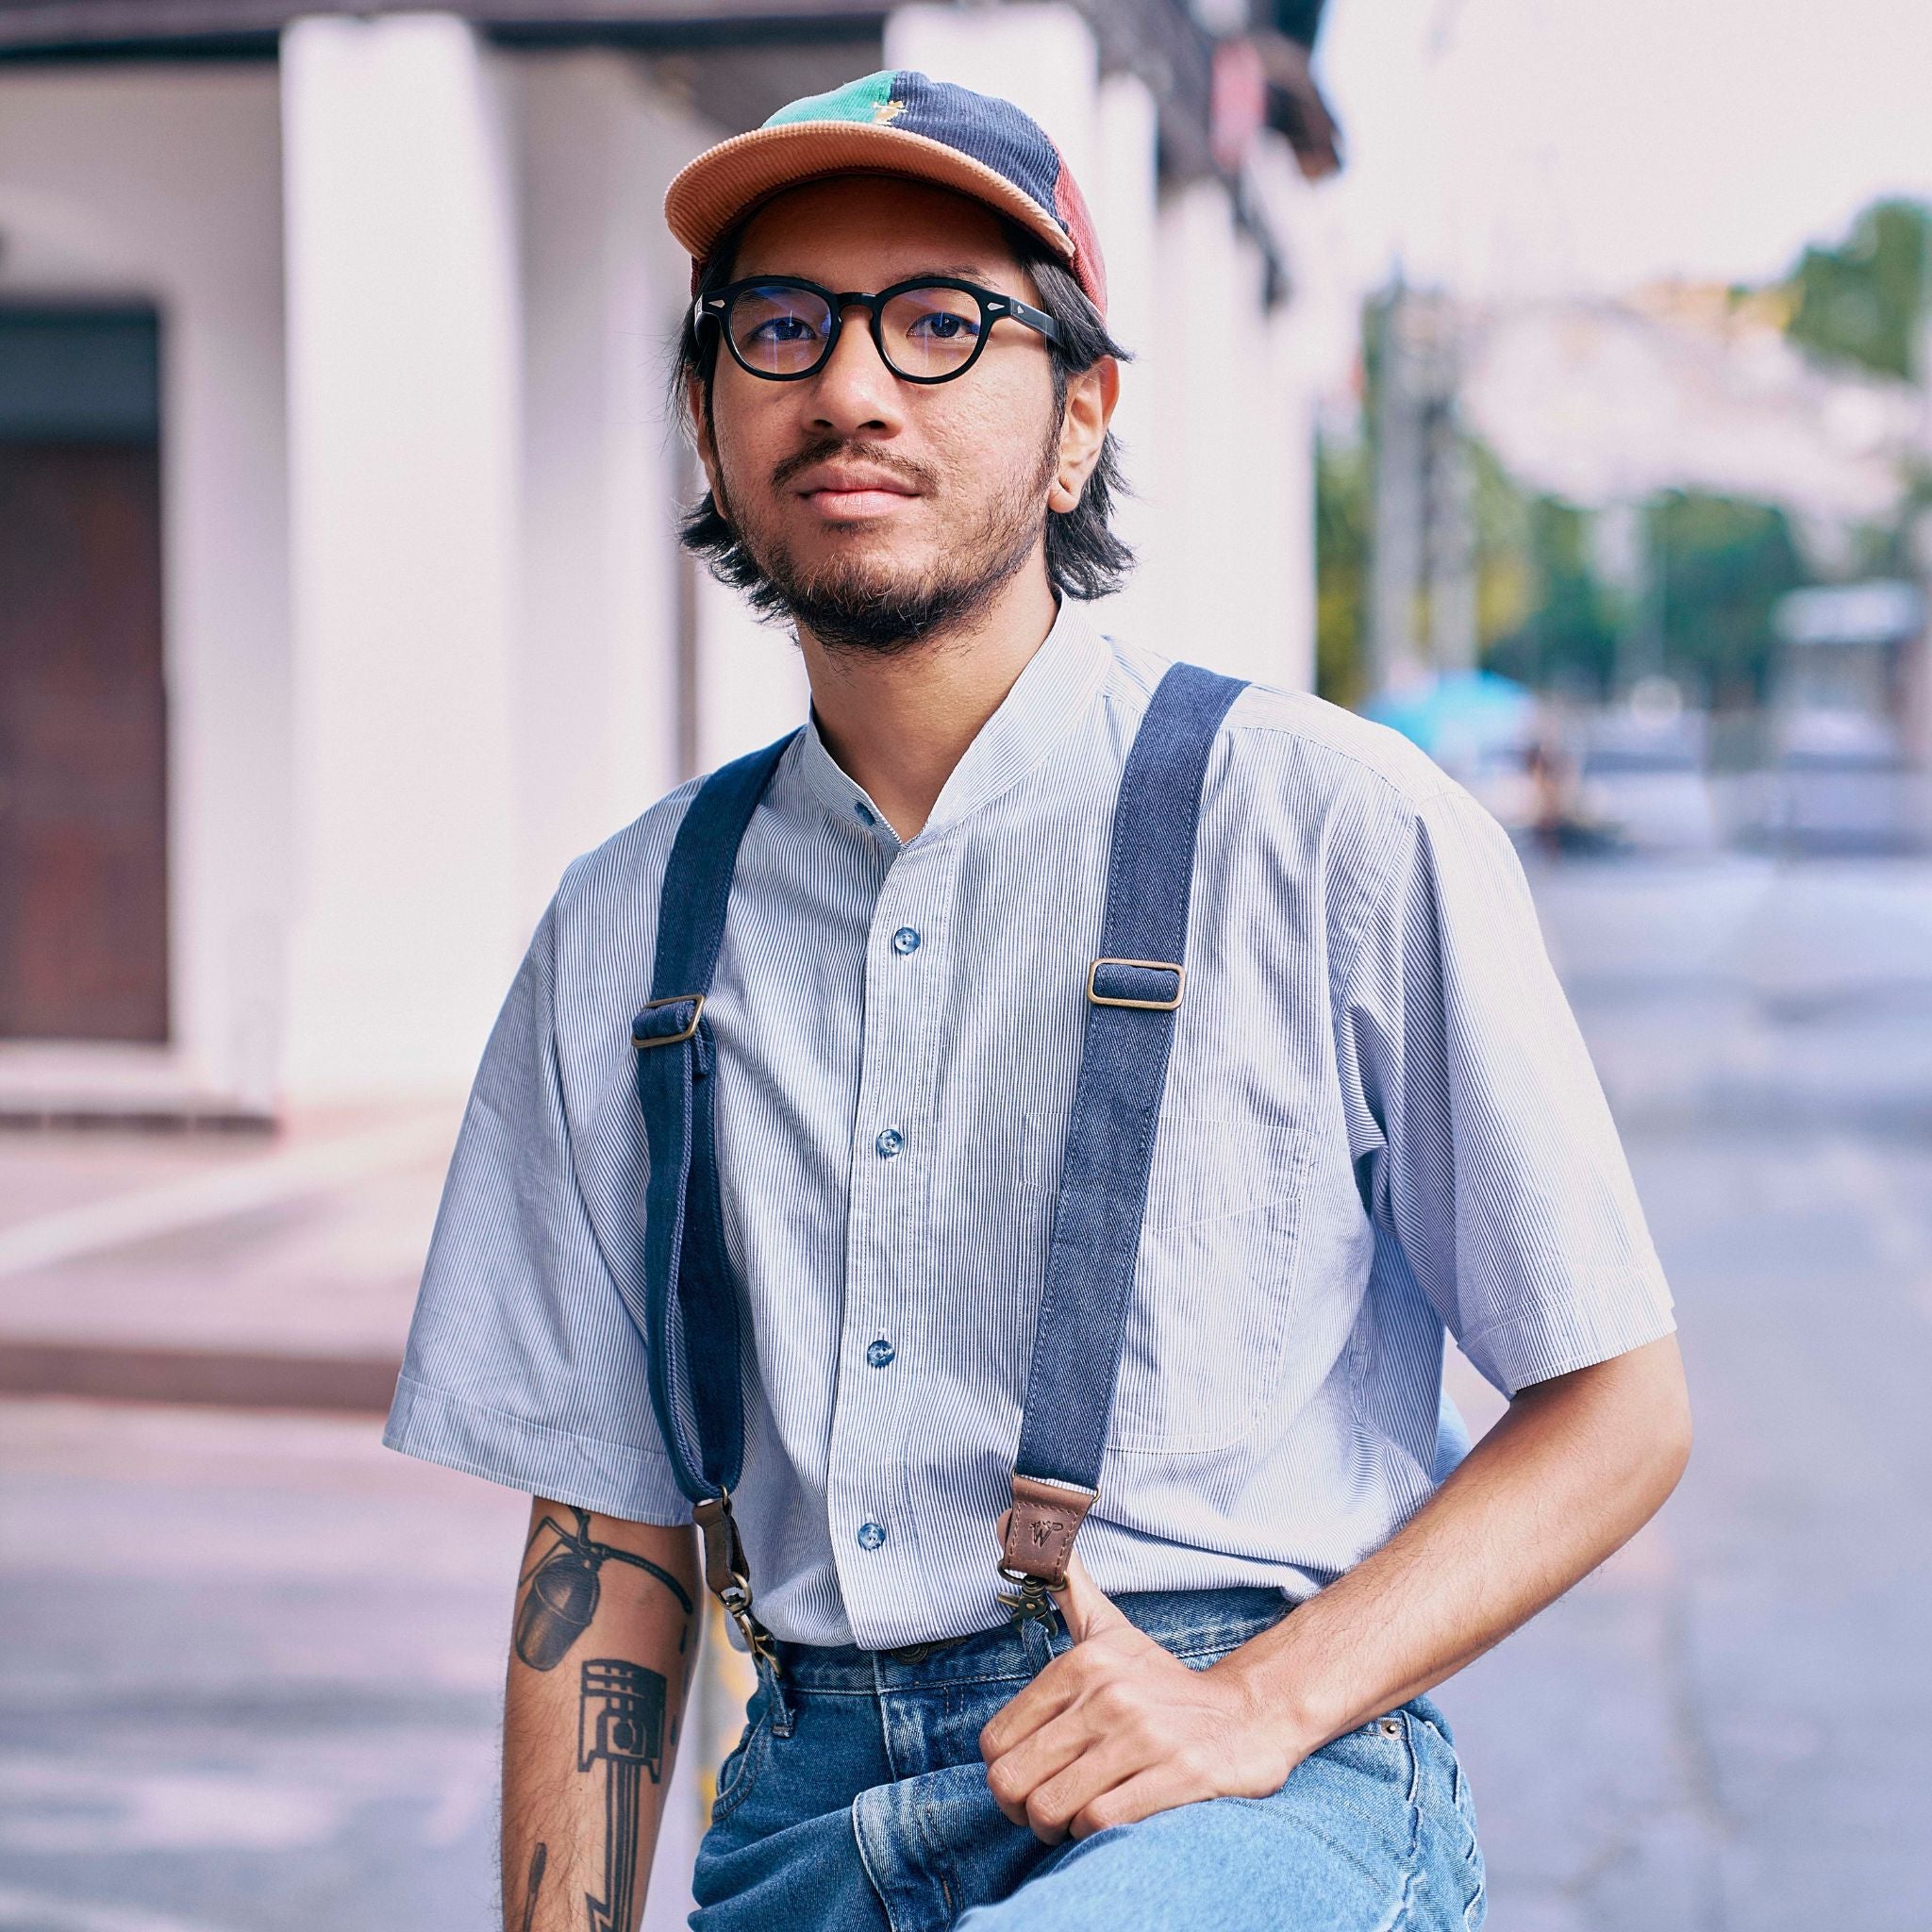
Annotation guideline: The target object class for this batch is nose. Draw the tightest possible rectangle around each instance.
[804,299,904,440]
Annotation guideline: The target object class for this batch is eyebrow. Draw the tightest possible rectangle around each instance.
[738,263,1001,287]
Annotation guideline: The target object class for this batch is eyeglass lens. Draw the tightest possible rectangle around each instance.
[726,283,986,379]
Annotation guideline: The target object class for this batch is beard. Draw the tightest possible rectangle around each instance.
[709,426,1058,656]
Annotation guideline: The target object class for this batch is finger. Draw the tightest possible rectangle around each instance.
[983,1698,1120,1827]
[1062,1759,1208,1840]
[1048,1542,1134,1644]
[1005,1724,1157,1843]
[979,1652,1080,1761]
[984,1724,1087,1828]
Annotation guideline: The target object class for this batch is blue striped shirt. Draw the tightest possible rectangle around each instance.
[384,599,1675,1650]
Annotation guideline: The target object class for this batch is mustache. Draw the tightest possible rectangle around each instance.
[770,437,938,494]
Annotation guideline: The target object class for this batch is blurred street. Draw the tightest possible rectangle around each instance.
[3,850,1931,1931]
[1444,851,1932,1932]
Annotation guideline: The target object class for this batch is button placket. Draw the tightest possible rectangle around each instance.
[824,833,958,1645]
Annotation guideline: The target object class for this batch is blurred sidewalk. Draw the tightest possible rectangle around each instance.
[0,1104,458,1407]
[0,1104,729,1932]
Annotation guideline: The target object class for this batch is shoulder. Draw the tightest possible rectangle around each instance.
[1102,635,1465,825]
[1221,678,1461,816]
[550,774,706,940]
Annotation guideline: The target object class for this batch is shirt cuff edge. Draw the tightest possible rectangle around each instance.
[383,1374,695,1526]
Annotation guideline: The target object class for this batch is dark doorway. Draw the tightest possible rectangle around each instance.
[0,307,169,1042]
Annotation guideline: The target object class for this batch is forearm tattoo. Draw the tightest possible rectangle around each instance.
[514,1507,695,1672]
[511,1510,691,1929]
[580,1657,666,1932]
[517,1842,547,1932]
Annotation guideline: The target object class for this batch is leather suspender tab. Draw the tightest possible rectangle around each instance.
[998,1474,1097,1591]
[692,1491,776,1664]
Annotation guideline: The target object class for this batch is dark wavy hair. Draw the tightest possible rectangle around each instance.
[669,213,1135,605]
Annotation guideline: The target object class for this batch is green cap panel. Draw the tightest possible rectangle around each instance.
[762,70,898,128]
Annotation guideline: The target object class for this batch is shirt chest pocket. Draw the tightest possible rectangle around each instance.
[1021,1108,1312,1456]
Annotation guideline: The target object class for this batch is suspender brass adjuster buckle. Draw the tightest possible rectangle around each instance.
[1086,958,1184,1011]
[633,993,706,1050]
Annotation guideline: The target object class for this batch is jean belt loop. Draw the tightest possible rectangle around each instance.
[755,1640,794,1738]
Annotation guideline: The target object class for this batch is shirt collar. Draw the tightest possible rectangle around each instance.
[793,597,1112,846]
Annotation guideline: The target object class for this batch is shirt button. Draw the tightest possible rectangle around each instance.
[865,1338,895,1368]
[854,801,876,826]
[891,926,922,955]
[874,1127,904,1158]
[857,1520,888,1551]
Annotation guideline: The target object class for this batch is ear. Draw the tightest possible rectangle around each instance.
[686,369,723,502]
[1048,355,1120,515]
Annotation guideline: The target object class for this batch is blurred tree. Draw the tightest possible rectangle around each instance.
[1647,491,1807,705]
[1470,440,1533,651]
[1314,429,1371,708]
[1782,198,1932,383]
[1482,496,1619,696]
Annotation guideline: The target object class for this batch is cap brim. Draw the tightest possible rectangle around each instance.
[665,121,1078,276]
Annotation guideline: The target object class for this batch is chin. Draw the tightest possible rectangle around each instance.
[790,540,936,600]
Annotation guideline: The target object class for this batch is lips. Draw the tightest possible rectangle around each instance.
[791,462,921,520]
[790,460,918,496]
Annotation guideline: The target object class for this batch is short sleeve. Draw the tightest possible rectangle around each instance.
[1334,784,1675,1398]
[382,887,693,1525]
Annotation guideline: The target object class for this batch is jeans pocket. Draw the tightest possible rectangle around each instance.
[1420,1716,1485,1924]
[709,1698,774,1824]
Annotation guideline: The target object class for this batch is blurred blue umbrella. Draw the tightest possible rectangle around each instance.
[1362,669,1535,759]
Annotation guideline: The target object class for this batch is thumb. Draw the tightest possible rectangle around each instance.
[1049,1541,1134,1644]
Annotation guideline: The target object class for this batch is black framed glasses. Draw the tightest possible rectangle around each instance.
[694,275,1059,385]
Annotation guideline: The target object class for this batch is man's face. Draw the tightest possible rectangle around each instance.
[693,175,1070,652]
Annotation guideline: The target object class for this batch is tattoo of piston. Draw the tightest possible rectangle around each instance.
[515,1507,695,1672]
[581,1657,666,1932]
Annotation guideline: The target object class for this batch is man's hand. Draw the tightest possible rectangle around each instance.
[977,1518,1302,1844]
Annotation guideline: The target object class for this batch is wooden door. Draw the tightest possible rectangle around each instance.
[0,440,169,1041]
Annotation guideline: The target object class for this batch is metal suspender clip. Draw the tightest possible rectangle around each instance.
[1085,958,1185,1011]
[632,993,706,1049]
[691,1491,777,1667]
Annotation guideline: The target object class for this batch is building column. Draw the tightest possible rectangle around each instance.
[884,4,1098,181]
[1148,179,1252,681]
[1085,69,1161,651]
[1268,300,1320,693]
[280,12,524,1099]
[516,51,699,893]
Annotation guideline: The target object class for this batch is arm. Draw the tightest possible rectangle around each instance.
[502,1497,704,1932]
[980,1333,1690,1841]
[1222,1330,1691,1748]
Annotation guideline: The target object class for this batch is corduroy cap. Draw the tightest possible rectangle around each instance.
[664,70,1108,316]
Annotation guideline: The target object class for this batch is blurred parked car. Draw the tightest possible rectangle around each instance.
[1574,696,1720,855]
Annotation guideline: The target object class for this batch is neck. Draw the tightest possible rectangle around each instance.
[798,559,1060,841]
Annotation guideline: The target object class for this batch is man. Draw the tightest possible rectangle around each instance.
[385,71,1690,1932]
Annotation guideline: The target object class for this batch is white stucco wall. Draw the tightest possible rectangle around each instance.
[280,13,526,1100]
[1085,69,1162,653]
[0,61,291,1111]
[514,51,716,902]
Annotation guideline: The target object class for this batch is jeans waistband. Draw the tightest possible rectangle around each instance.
[772,1585,1298,1692]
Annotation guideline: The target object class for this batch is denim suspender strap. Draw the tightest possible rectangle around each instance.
[631,730,797,1666]
[996,662,1246,1617]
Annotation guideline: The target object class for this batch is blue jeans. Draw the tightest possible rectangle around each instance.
[690,1586,1487,1930]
